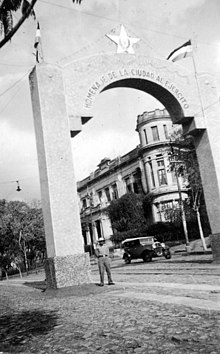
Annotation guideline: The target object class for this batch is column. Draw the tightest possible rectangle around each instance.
[29,63,91,287]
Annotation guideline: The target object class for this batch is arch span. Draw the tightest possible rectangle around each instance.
[100,78,184,123]
[62,53,202,130]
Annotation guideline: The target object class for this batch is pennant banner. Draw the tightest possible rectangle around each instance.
[34,22,43,63]
[167,40,192,62]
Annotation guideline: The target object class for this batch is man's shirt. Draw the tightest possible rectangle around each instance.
[95,243,110,257]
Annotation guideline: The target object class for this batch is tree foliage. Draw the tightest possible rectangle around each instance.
[168,130,211,247]
[0,199,45,276]
[106,193,146,233]
[0,0,82,48]
[169,131,204,212]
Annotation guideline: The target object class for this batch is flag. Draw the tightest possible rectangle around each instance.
[34,22,43,63]
[34,22,41,49]
[167,40,192,62]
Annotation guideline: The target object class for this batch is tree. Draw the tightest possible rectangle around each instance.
[0,0,82,49]
[168,131,209,250]
[184,150,208,250]
[106,193,146,234]
[0,199,46,277]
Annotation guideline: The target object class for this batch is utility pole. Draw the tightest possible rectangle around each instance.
[169,141,190,248]
[87,186,94,255]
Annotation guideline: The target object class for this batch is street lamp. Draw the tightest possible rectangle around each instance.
[16,180,21,192]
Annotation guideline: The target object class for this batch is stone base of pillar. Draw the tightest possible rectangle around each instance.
[45,253,92,288]
[210,233,220,264]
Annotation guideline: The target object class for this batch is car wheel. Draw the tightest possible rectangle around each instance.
[142,252,152,262]
[165,252,171,259]
[124,255,131,264]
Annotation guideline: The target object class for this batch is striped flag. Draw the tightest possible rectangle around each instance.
[167,40,192,62]
[34,22,41,48]
[34,22,43,63]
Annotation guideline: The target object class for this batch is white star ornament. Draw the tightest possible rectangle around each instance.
[106,25,140,54]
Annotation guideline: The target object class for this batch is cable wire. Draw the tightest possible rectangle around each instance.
[0,69,32,98]
[0,75,29,115]
[38,0,220,49]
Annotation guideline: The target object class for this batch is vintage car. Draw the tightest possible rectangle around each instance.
[121,236,171,264]
[121,237,154,263]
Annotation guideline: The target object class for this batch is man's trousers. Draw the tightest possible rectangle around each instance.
[98,256,113,285]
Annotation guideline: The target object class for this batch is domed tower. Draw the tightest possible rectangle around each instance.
[136,108,188,223]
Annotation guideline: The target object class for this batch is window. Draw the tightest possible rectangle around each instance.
[158,169,167,185]
[157,159,164,167]
[95,220,102,239]
[82,199,87,208]
[148,160,155,187]
[163,124,169,139]
[125,177,132,192]
[161,201,173,210]
[132,173,140,194]
[143,129,148,144]
[151,126,160,141]
[112,183,118,200]
[98,190,102,202]
[105,187,111,202]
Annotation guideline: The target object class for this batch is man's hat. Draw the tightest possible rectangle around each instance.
[98,237,105,242]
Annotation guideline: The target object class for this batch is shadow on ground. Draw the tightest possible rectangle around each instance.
[24,281,117,297]
[0,309,58,353]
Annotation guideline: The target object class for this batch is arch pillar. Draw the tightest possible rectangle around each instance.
[29,63,92,288]
[180,89,220,263]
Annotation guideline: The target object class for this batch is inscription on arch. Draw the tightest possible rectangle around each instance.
[84,67,189,110]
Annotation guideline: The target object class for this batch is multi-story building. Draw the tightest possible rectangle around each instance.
[77,108,188,246]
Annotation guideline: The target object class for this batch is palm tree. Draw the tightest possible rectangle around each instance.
[0,0,82,49]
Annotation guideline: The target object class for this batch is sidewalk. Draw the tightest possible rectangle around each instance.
[0,253,219,354]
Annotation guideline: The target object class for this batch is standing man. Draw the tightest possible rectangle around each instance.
[95,238,115,286]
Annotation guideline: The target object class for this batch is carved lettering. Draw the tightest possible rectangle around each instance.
[156,75,163,84]
[108,71,117,80]
[84,68,189,110]
[100,76,107,84]
[119,69,129,77]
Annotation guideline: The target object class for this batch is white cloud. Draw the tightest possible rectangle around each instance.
[72,128,139,181]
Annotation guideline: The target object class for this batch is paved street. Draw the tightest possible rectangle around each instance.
[0,253,219,353]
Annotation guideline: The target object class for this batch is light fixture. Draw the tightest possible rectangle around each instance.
[16,180,21,192]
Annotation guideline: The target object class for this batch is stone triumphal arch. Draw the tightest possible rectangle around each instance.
[30,30,220,288]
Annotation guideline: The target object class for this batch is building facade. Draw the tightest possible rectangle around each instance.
[77,108,188,246]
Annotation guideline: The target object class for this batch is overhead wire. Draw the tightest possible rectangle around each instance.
[0,69,32,98]
[0,71,31,115]
[38,0,220,49]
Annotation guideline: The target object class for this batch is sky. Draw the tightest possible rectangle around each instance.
[0,0,220,202]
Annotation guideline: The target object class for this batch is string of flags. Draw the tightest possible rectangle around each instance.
[167,40,192,62]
